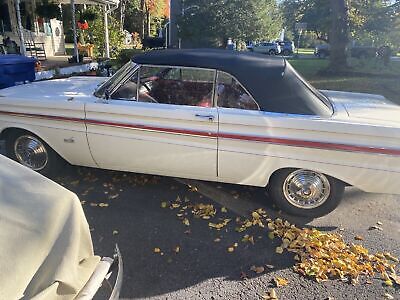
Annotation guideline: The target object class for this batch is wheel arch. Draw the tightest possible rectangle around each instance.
[266,167,351,188]
[0,126,70,163]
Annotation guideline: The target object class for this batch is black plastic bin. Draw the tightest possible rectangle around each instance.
[0,55,36,89]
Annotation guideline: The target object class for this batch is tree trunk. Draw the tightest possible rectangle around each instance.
[146,10,151,37]
[328,0,348,71]
[140,0,145,38]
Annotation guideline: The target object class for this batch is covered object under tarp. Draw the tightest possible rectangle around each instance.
[0,155,100,299]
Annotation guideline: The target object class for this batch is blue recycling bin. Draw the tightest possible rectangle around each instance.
[0,55,36,89]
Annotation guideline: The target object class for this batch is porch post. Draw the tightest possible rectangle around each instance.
[70,0,79,62]
[104,5,110,59]
[15,0,26,55]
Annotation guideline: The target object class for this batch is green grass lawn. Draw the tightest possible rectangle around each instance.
[296,48,315,56]
[288,58,400,105]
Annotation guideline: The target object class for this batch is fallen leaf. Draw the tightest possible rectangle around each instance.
[384,279,393,286]
[221,207,228,213]
[240,271,249,280]
[354,235,364,241]
[368,225,383,231]
[182,218,190,226]
[389,272,400,285]
[262,288,278,300]
[384,252,399,263]
[171,203,181,209]
[154,248,161,253]
[250,265,265,274]
[274,277,289,287]
[377,221,383,225]
[90,203,98,207]
[174,246,180,253]
[112,230,119,235]
[161,201,168,208]
[384,293,394,300]
[214,238,221,242]
[275,247,284,254]
[227,247,235,253]
[99,203,109,207]
[265,264,275,269]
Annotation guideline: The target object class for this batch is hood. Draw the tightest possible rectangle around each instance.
[0,76,107,101]
[321,90,400,125]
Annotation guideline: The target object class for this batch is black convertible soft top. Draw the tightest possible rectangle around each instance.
[132,49,332,116]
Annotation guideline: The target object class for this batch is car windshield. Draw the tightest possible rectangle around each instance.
[94,61,134,98]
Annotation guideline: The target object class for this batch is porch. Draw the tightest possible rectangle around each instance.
[0,0,118,64]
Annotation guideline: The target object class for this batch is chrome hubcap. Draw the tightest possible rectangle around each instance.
[14,135,48,171]
[283,169,330,209]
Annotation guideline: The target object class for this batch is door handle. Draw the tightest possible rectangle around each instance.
[195,114,215,121]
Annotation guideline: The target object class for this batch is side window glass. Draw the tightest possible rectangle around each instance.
[111,70,138,100]
[138,66,215,107]
[216,72,260,111]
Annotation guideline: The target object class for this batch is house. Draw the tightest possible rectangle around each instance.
[0,0,66,57]
[0,0,118,62]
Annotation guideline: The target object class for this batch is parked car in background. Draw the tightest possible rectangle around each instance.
[314,43,383,59]
[276,40,295,56]
[251,42,281,55]
[314,43,330,58]
[350,46,378,59]
[0,155,122,299]
[1,49,400,218]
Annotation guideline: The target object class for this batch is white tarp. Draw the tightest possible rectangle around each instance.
[0,155,100,299]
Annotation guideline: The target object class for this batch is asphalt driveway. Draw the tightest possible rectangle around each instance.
[0,141,398,299]
[56,166,399,300]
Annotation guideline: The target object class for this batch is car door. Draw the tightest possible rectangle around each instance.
[215,71,274,186]
[85,65,218,180]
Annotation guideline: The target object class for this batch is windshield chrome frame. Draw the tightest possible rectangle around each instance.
[94,61,139,99]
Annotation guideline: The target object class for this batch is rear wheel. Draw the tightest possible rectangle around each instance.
[268,49,276,55]
[5,130,63,176]
[268,169,344,218]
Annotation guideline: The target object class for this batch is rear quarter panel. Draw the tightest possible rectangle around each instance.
[217,108,400,194]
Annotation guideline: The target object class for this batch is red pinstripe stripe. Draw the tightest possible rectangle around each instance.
[1,109,400,156]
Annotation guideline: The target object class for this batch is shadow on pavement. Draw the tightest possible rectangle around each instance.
[53,166,300,299]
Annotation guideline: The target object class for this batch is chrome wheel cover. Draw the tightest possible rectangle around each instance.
[283,169,331,209]
[14,135,48,171]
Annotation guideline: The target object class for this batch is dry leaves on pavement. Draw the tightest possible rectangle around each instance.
[267,217,399,285]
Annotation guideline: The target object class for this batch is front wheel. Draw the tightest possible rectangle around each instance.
[268,169,344,218]
[5,130,63,176]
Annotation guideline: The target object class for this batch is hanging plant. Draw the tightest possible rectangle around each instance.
[79,10,98,22]
[35,0,60,19]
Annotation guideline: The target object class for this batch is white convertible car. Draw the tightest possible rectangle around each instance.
[0,49,399,217]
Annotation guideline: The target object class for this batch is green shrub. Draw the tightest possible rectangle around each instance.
[87,10,125,58]
[117,48,144,64]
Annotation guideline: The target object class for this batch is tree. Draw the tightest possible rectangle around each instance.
[329,0,348,70]
[122,0,166,38]
[178,0,283,47]
[281,0,400,46]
